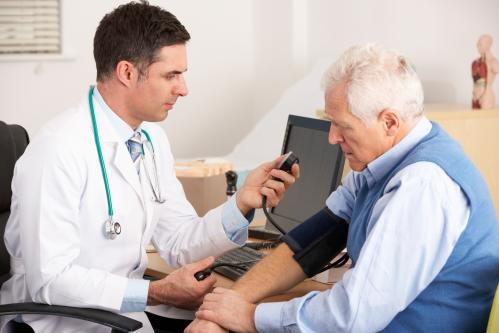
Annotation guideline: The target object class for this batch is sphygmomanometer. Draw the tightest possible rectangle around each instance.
[194,152,349,281]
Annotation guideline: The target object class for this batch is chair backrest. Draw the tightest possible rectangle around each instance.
[487,284,499,333]
[0,121,29,283]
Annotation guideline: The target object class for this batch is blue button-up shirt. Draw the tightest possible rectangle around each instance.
[255,117,470,333]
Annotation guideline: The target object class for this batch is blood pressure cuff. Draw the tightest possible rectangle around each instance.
[281,207,348,277]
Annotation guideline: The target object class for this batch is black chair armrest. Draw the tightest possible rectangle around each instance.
[0,302,142,332]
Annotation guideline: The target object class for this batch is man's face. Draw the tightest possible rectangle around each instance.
[128,44,188,124]
[325,83,392,172]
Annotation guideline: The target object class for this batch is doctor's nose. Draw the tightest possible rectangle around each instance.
[174,75,188,97]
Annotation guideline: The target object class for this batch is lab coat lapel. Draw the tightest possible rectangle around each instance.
[139,149,156,238]
[89,97,145,207]
[112,144,145,207]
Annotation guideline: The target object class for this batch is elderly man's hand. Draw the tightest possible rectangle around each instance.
[196,288,258,333]
[236,155,300,215]
[184,318,228,333]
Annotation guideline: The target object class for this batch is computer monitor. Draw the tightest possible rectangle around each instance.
[260,114,345,234]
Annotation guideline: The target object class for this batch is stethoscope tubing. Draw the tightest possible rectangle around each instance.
[88,85,163,238]
[88,86,114,219]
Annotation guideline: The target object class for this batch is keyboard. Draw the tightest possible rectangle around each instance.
[213,246,265,281]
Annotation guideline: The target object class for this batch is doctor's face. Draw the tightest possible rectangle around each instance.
[128,44,188,124]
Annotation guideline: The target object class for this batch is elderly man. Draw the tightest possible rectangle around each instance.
[187,44,499,333]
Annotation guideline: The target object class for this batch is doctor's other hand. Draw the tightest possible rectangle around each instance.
[196,287,258,333]
[184,318,228,333]
[236,155,300,215]
[148,256,216,310]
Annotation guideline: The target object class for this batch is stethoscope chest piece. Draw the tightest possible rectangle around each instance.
[104,218,121,239]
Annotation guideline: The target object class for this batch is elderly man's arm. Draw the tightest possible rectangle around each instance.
[233,243,306,302]
[188,244,306,333]
[190,205,351,332]
[185,244,305,333]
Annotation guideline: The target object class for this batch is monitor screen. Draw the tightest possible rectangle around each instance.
[266,115,345,233]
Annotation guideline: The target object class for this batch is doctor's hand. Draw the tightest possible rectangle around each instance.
[196,287,258,333]
[184,318,228,333]
[148,256,216,310]
[236,155,300,215]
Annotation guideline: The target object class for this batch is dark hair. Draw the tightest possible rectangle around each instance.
[93,1,190,81]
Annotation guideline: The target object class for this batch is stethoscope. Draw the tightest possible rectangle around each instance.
[88,86,166,240]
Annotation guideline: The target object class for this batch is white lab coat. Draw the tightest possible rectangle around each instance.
[0,93,242,332]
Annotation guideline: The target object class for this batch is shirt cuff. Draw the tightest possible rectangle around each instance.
[120,279,149,313]
[255,302,286,333]
[221,194,254,244]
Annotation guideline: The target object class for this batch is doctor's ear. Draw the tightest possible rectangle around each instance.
[115,60,139,87]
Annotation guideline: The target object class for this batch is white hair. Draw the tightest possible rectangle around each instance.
[321,44,424,125]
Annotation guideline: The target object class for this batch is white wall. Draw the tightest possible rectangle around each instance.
[1,0,498,160]
[305,0,499,106]
[0,0,255,158]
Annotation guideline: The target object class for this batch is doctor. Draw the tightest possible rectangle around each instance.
[0,2,298,333]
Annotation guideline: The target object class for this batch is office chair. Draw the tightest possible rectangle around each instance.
[0,121,142,332]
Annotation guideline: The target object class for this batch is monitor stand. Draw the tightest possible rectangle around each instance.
[248,225,281,240]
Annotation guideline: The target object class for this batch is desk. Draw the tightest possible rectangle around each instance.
[146,251,336,303]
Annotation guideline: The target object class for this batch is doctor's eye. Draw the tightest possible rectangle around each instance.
[164,72,182,81]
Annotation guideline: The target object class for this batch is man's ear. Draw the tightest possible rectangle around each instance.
[378,109,400,136]
[115,60,138,87]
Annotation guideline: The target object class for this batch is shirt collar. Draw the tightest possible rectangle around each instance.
[93,86,139,143]
[361,117,432,188]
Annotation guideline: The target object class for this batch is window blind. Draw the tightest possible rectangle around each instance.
[0,0,60,54]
